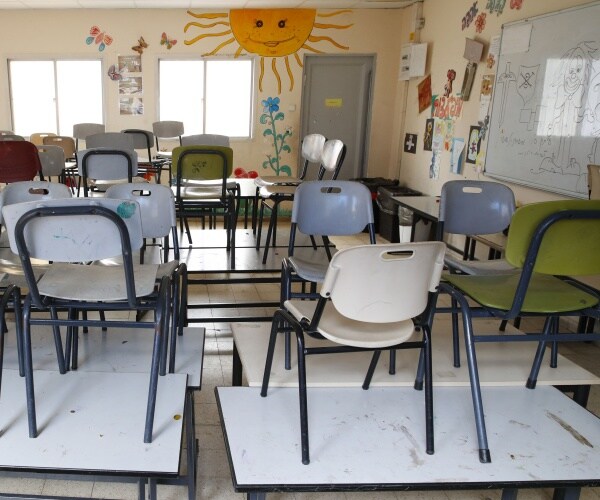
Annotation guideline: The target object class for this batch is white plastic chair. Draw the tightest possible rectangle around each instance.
[2,197,169,444]
[181,134,230,147]
[261,242,446,464]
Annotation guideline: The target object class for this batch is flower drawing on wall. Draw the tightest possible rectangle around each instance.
[85,26,113,52]
[184,9,353,94]
[475,13,487,33]
[510,0,524,9]
[260,97,292,176]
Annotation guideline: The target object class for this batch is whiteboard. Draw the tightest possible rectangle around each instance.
[485,1,600,198]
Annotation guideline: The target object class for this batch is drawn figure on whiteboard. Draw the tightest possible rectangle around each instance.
[517,64,539,106]
[546,42,597,170]
[497,62,516,125]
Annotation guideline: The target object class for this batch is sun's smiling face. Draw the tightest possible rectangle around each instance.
[229,9,316,57]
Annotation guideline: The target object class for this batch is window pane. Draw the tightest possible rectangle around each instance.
[9,61,57,137]
[56,60,103,136]
[159,60,204,135]
[205,60,252,137]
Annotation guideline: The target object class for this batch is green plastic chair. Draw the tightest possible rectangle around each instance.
[171,145,237,269]
[438,199,600,464]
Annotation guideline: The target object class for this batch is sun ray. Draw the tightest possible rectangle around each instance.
[313,23,353,29]
[317,10,352,17]
[187,11,228,19]
[301,44,324,55]
[284,56,294,91]
[308,35,349,50]
[184,30,232,46]
[272,58,282,95]
[294,52,303,68]
[203,37,237,56]
[184,21,230,30]
[259,57,265,92]
[234,45,244,57]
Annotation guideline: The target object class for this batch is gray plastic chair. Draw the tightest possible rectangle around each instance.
[437,180,516,367]
[37,144,66,181]
[122,129,166,183]
[86,132,135,151]
[152,121,184,153]
[181,134,230,147]
[76,148,143,197]
[0,134,25,141]
[72,123,105,150]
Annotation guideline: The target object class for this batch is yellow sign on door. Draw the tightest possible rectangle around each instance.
[325,98,343,108]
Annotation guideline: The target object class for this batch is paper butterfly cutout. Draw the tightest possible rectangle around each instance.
[107,64,124,81]
[160,32,177,50]
[86,26,113,52]
[132,36,148,55]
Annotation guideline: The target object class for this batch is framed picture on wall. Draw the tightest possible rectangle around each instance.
[466,125,481,164]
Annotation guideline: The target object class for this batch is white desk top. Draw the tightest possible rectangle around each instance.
[2,324,205,388]
[0,369,187,475]
[217,385,600,489]
[232,320,599,388]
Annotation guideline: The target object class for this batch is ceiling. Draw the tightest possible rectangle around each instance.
[0,0,419,9]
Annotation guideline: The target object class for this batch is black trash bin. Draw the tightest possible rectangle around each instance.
[351,177,399,232]
[376,186,422,242]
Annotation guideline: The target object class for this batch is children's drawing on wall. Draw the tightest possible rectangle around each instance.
[429,151,440,179]
[450,138,465,174]
[404,133,417,154]
[120,97,143,115]
[119,55,142,73]
[161,32,177,50]
[510,0,524,10]
[184,9,352,94]
[486,0,506,16]
[479,74,493,121]
[432,119,445,152]
[85,26,113,52]
[444,70,456,97]
[444,120,455,151]
[260,97,293,176]
[423,118,434,151]
[466,125,481,164]
[475,12,486,34]
[418,75,432,114]
[132,37,148,55]
[462,2,478,31]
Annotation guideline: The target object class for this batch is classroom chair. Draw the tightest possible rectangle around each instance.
[181,134,230,147]
[122,129,167,183]
[72,122,105,150]
[29,132,56,146]
[76,148,145,196]
[0,141,44,183]
[37,144,66,182]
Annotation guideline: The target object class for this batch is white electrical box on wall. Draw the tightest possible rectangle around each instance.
[398,43,427,81]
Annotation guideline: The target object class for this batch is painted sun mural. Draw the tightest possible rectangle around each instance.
[184,9,353,93]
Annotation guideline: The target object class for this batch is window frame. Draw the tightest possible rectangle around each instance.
[157,55,255,140]
[7,56,105,136]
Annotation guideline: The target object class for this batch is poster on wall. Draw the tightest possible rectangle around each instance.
[120,97,144,115]
[118,54,142,73]
[119,76,143,96]
[466,126,481,164]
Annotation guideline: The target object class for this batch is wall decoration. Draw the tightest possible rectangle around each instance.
[479,74,493,120]
[260,97,293,176]
[161,32,177,50]
[475,12,487,33]
[462,2,479,31]
[423,118,434,151]
[119,55,142,73]
[450,138,465,174]
[119,77,143,96]
[85,26,113,52]
[444,120,455,151]
[486,0,506,15]
[510,0,524,9]
[417,75,432,114]
[184,9,352,94]
[120,97,144,115]
[132,36,148,55]
[466,125,482,164]
[432,95,464,119]
[478,115,490,142]
[108,64,124,81]
[404,133,417,154]
[429,151,440,179]
[443,69,456,97]
[432,119,445,152]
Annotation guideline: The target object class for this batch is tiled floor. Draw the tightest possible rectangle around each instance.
[0,222,598,500]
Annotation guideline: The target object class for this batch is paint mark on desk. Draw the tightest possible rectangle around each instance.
[546,411,593,448]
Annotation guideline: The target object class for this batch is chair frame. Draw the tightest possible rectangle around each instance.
[438,206,600,463]
[122,129,167,183]
[78,148,137,197]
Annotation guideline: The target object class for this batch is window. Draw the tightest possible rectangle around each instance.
[8,59,103,137]
[159,58,253,138]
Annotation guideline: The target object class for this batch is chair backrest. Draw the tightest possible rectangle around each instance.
[73,123,105,149]
[152,121,184,151]
[317,139,346,180]
[3,197,143,262]
[0,131,14,136]
[588,164,600,200]
[172,145,233,184]
[30,132,57,146]
[297,133,326,180]
[439,180,516,237]
[0,141,43,183]
[43,135,76,160]
[505,200,600,276]
[320,242,446,323]
[0,180,72,225]
[181,134,230,147]
[292,180,374,236]
[122,129,154,159]
[77,148,138,179]
[106,183,176,240]
[37,144,66,178]
[86,132,135,151]
[0,134,25,141]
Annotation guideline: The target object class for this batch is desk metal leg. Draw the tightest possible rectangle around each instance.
[553,487,581,500]
[233,342,243,386]
[247,493,267,500]
[501,488,518,500]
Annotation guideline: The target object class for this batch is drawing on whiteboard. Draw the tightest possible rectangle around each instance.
[497,62,516,125]
[516,64,539,105]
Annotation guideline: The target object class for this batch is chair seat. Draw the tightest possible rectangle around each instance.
[285,299,416,349]
[38,263,158,301]
[259,185,297,198]
[89,177,148,192]
[254,175,302,188]
[444,254,518,275]
[288,256,328,283]
[172,185,230,200]
[157,260,179,279]
[443,272,599,314]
